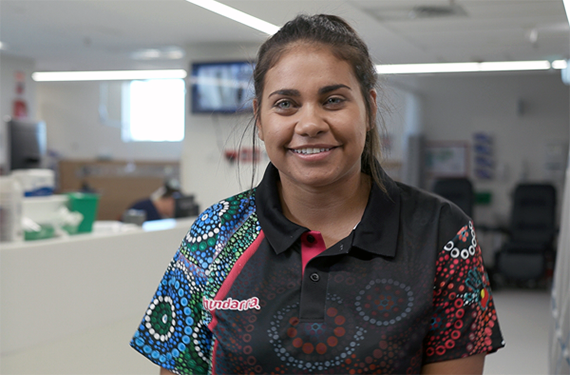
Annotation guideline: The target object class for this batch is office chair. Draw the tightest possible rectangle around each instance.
[494,183,557,286]
[432,177,475,218]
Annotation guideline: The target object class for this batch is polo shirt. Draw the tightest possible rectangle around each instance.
[131,163,504,374]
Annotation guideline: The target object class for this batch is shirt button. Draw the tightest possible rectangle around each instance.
[310,273,320,282]
[306,234,315,243]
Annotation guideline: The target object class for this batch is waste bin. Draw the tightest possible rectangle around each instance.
[66,193,100,233]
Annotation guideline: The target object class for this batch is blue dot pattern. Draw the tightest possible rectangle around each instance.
[130,191,260,374]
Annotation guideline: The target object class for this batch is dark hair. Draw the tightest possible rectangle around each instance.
[249,14,386,190]
[162,178,181,198]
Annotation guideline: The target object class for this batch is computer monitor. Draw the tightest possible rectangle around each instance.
[7,118,47,171]
[174,195,199,218]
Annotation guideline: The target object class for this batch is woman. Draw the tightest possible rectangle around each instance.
[126,180,181,222]
[131,14,504,374]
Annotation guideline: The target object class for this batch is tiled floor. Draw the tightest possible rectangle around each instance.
[484,288,552,375]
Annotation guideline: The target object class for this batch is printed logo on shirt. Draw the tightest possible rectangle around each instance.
[203,297,261,312]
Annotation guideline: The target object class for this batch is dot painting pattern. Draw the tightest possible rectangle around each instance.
[425,222,500,359]
[131,187,503,374]
[131,191,259,374]
[355,279,414,326]
[265,294,368,373]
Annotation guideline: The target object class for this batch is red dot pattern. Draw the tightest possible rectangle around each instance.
[425,223,500,362]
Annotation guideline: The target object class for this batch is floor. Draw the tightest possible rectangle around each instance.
[484,288,552,375]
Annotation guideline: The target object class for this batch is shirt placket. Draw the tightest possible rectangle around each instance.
[298,233,353,322]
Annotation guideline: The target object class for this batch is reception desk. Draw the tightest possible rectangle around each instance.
[0,218,194,374]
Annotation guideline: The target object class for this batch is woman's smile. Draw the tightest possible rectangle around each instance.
[291,147,334,155]
[255,43,375,190]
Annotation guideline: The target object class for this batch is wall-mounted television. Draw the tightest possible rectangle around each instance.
[190,61,255,114]
[7,118,47,171]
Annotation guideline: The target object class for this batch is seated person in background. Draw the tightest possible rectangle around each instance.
[127,179,180,221]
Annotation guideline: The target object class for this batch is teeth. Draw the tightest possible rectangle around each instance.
[293,148,332,155]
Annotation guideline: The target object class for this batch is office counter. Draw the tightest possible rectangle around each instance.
[0,218,194,374]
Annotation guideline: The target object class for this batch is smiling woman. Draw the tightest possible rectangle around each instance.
[131,14,504,374]
[256,45,372,199]
[253,44,375,243]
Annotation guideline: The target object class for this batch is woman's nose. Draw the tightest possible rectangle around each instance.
[295,105,328,137]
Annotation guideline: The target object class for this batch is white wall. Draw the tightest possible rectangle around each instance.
[36,81,183,161]
[376,82,408,163]
[181,43,269,208]
[27,43,264,209]
[0,53,37,171]
[391,71,569,225]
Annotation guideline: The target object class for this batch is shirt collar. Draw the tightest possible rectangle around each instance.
[255,163,400,258]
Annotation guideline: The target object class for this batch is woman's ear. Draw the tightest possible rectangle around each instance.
[253,99,264,141]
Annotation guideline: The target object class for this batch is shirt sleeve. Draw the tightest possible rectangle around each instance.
[423,221,505,363]
[130,217,213,374]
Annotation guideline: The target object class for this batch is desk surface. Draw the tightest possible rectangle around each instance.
[1,218,194,355]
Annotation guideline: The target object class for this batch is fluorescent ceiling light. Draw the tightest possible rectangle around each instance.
[185,0,279,35]
[552,59,568,69]
[376,60,563,75]
[131,47,185,61]
[31,69,187,82]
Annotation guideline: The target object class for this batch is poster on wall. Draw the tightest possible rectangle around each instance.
[473,132,494,180]
[544,141,569,181]
[13,71,28,119]
[425,142,469,177]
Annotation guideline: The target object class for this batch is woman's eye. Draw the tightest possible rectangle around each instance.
[325,97,344,106]
[275,100,293,109]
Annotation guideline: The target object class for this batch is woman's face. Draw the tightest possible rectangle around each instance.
[255,44,376,191]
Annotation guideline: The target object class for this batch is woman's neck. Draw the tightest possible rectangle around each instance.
[278,172,371,248]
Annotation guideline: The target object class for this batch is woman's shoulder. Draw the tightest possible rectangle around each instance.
[392,180,471,242]
[198,190,256,219]
[182,189,258,250]
[395,181,469,218]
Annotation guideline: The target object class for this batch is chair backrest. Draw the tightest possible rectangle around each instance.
[509,183,556,244]
[432,177,474,217]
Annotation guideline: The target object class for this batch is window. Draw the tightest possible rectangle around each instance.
[120,79,185,142]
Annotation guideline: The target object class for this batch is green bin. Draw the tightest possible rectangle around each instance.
[66,193,100,233]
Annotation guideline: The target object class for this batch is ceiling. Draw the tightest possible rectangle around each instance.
[1,0,569,72]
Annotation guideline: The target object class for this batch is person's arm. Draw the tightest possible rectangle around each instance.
[421,353,486,375]
[160,367,177,375]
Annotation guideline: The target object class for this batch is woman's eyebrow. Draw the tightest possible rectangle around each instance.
[268,89,300,98]
[319,84,351,95]
[268,84,351,98]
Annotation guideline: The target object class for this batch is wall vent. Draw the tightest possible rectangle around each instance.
[410,4,467,19]
[365,2,468,22]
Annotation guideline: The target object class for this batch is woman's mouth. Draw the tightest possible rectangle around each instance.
[291,147,333,155]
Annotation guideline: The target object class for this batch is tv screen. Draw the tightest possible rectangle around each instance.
[7,118,47,171]
[190,61,255,114]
